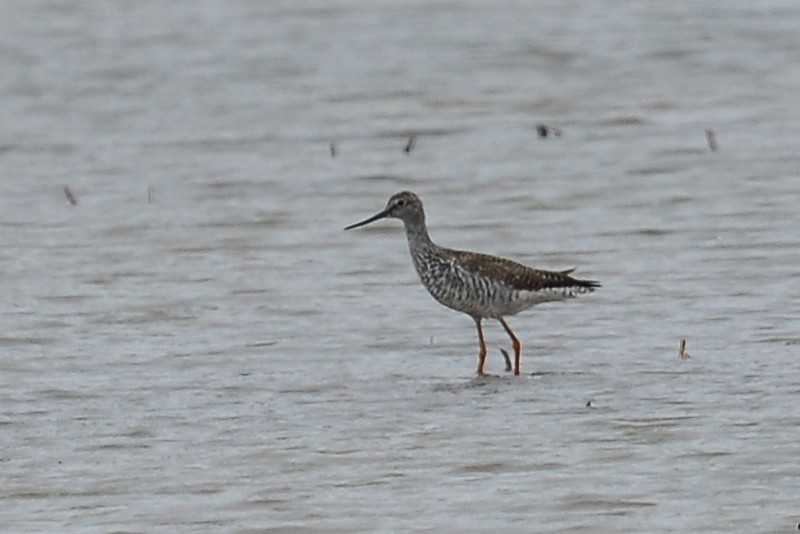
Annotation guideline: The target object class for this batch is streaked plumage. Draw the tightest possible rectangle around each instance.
[345,191,599,375]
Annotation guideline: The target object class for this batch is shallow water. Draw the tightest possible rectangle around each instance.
[1,1,799,532]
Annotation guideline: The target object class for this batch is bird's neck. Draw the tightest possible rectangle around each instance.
[403,219,434,256]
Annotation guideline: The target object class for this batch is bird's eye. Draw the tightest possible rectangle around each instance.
[396,199,406,207]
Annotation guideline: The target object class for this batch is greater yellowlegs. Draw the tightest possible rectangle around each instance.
[345,191,599,375]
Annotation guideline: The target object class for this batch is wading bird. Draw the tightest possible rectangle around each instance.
[345,191,599,375]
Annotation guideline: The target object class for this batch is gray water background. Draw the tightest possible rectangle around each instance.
[1,1,799,532]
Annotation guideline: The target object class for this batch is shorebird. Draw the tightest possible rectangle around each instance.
[345,191,599,375]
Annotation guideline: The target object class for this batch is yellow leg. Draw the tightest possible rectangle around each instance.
[499,318,521,376]
[474,318,487,375]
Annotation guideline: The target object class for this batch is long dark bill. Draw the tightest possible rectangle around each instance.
[344,208,390,230]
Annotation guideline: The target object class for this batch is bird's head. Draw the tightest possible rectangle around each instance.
[345,191,424,229]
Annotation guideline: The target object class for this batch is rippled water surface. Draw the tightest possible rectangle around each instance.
[2,1,799,532]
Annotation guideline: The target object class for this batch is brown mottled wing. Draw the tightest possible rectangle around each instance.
[452,250,600,291]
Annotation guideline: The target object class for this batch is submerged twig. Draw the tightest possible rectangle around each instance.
[63,186,77,206]
[705,128,718,152]
[536,123,562,138]
[679,338,690,359]
[499,349,513,372]
[403,134,416,155]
